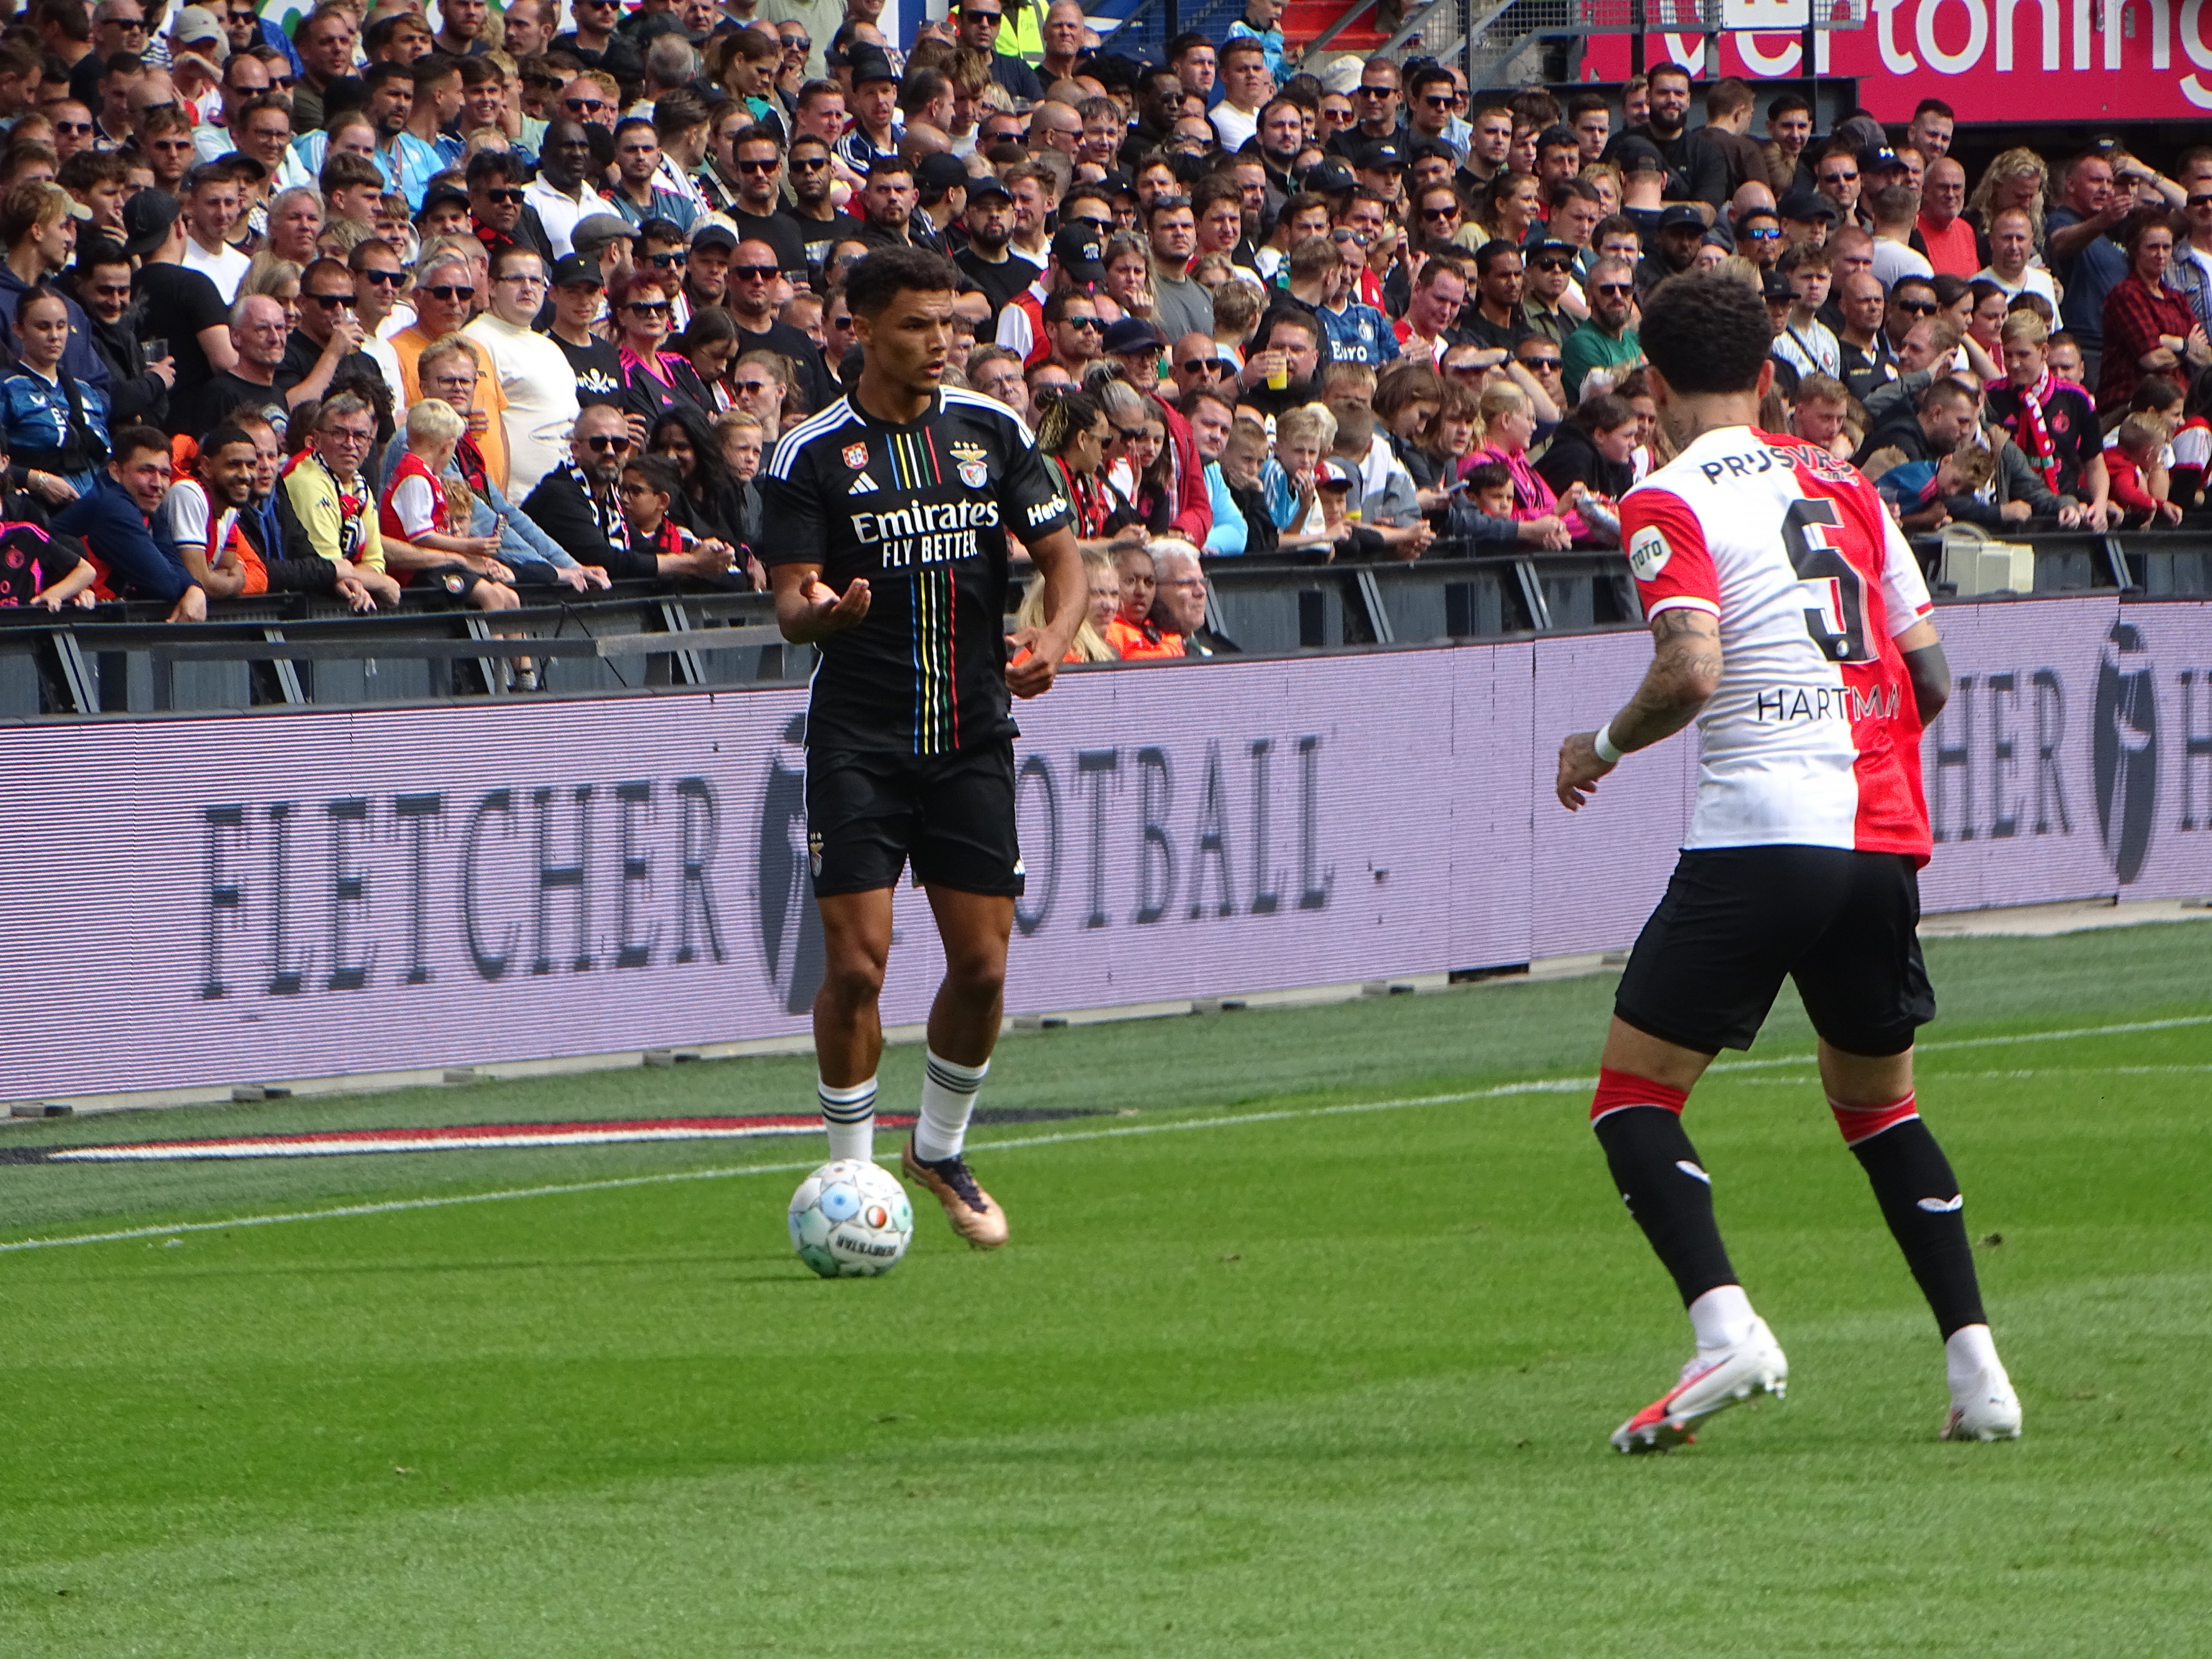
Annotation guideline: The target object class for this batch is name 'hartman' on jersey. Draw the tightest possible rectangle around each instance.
[852,498,1003,567]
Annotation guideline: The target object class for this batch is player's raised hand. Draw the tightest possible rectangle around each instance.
[1555,731,1616,811]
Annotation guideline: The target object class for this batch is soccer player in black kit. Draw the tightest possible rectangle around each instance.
[760,247,1084,1248]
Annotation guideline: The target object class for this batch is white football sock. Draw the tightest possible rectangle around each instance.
[1945,1324,2003,1396]
[818,1075,877,1164]
[1688,1284,1759,1353]
[914,1049,988,1162]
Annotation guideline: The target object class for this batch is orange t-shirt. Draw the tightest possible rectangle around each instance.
[1105,616,1185,660]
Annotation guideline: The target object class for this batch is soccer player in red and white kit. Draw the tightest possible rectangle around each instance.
[1555,272,2021,1453]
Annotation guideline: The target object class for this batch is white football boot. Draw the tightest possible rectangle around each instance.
[1941,1366,2022,1442]
[1610,1317,1789,1454]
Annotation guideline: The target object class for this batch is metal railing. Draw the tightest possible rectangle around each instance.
[2,527,2194,719]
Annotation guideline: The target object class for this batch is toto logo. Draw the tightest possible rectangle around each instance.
[2092,620,2158,884]
[755,713,825,1013]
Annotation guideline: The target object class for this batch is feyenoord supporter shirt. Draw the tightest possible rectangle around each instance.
[761,387,1073,756]
[1618,426,1934,859]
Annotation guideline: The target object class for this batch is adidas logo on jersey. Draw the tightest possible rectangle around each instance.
[849,471,880,495]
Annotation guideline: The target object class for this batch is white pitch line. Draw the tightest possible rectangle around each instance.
[4,1009,2206,1257]
[0,1078,1592,1256]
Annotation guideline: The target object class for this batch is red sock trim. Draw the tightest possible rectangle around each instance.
[1830,1091,1919,1146]
[1590,1066,1690,1125]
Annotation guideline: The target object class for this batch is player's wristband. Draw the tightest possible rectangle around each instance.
[1593,724,1626,765]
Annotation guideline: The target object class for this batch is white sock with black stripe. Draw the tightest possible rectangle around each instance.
[914,1050,988,1162]
[818,1076,877,1163]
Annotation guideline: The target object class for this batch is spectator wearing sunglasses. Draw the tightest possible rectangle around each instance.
[1560,254,1642,402]
[464,148,553,265]
[390,247,516,493]
[610,267,711,429]
[520,400,729,582]
[549,0,645,92]
[274,255,373,418]
[953,0,1042,104]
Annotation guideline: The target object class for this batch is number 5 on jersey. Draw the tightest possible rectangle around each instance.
[1781,497,1869,664]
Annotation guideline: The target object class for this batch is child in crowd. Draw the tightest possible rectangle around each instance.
[2104,416,2184,525]
[620,454,702,556]
[378,398,521,609]
[1863,439,1998,527]
[1215,416,1278,556]
[1106,541,1181,658]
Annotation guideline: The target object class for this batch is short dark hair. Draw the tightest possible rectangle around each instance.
[411,51,463,88]
[362,58,413,94]
[1640,270,1772,395]
[1474,238,1521,276]
[843,245,960,317]
[465,147,522,187]
[203,422,256,455]
[112,422,170,465]
[1912,96,1955,122]
[623,453,683,500]
[1463,460,1511,495]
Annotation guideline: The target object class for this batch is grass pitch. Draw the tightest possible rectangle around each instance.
[1,922,2209,1657]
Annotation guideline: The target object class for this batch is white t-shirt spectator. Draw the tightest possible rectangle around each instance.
[1209,101,1259,152]
[1870,236,1933,290]
[184,237,251,303]
[465,310,583,498]
[157,476,235,565]
[524,176,613,257]
[1772,319,1841,381]
[1974,263,2058,304]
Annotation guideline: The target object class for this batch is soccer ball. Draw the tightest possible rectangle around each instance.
[787,1159,914,1278]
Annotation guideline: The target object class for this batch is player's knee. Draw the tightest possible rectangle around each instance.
[1589,1066,1689,1126]
[941,941,1006,1001]
[819,955,886,1010]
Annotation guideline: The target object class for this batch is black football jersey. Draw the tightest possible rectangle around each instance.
[760,387,1073,755]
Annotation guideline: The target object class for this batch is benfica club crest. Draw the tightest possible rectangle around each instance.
[957,457,990,489]
[842,442,869,469]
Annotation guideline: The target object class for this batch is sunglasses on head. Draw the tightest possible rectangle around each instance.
[586,434,631,452]
[424,283,475,301]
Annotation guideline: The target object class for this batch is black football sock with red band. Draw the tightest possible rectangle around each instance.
[1590,1067,1738,1307]
[1834,1094,1987,1338]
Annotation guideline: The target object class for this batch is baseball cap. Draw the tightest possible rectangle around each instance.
[1656,203,1706,233]
[172,4,226,56]
[1613,137,1666,175]
[915,152,971,198]
[965,172,1012,203]
[1762,270,1793,304]
[1303,157,1356,194]
[416,183,470,221]
[690,221,737,252]
[848,43,900,86]
[119,188,179,256]
[1101,316,1165,354]
[1051,221,1106,284]
[550,252,604,287]
[1526,237,1577,265]
[1407,138,1457,166]
[1354,136,1403,172]
[1316,457,1359,490]
[1858,143,1908,176]
[1778,185,1839,223]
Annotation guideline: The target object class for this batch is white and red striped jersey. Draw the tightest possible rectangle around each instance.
[1619,426,1935,859]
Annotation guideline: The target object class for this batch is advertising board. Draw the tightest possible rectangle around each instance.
[2,596,2207,1102]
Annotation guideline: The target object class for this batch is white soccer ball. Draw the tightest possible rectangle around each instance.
[787,1159,914,1278]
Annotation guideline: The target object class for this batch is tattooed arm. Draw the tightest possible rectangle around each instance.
[1555,608,1725,811]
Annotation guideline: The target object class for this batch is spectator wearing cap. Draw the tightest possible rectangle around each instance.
[1521,238,1582,344]
[837,45,903,173]
[1776,184,1835,252]
[1861,147,1933,290]
[1602,61,1724,213]
[1145,194,1214,343]
[1103,316,1210,544]
[1640,202,1705,290]
[525,118,615,259]
[1209,37,1272,154]
[994,221,1105,365]
[913,152,971,250]
[546,252,623,408]
[683,223,735,320]
[953,172,1038,317]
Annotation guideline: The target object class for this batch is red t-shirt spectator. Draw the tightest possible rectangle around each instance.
[1916,212,1979,279]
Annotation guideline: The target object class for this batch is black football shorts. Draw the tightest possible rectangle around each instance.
[805,741,1026,899]
[1613,846,1936,1058]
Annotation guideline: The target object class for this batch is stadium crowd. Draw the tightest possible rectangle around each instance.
[0,0,2204,668]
